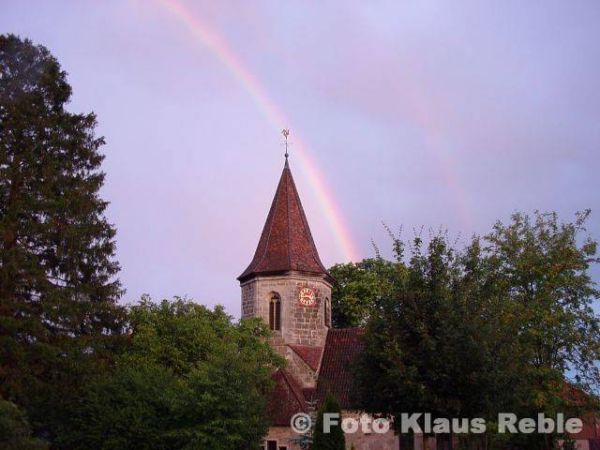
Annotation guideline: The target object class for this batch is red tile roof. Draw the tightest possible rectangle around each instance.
[289,345,323,372]
[572,416,599,440]
[267,330,365,426]
[561,383,600,440]
[267,369,308,426]
[316,328,365,409]
[268,327,600,438]
[238,161,331,283]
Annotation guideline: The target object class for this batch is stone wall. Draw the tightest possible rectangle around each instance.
[241,279,256,317]
[263,411,411,450]
[262,426,301,450]
[342,411,400,450]
[284,346,319,388]
[240,272,332,349]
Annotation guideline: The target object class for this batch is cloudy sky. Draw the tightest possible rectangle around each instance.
[2,0,599,316]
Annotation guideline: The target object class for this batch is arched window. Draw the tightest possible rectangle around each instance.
[269,293,281,331]
[324,297,331,328]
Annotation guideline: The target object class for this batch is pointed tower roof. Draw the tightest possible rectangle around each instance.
[238,160,332,283]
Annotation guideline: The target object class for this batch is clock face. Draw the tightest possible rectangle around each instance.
[298,287,316,306]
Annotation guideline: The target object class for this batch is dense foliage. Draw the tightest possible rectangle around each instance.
[0,35,282,449]
[59,298,283,450]
[0,399,48,450]
[0,34,125,440]
[328,258,396,328]
[348,212,600,449]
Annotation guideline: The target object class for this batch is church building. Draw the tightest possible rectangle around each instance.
[238,153,600,450]
[238,155,401,450]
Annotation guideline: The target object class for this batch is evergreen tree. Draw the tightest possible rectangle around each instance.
[312,395,345,450]
[0,34,124,437]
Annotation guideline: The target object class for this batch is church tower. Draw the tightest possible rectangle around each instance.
[238,153,333,360]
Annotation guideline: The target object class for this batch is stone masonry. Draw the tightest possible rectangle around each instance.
[241,272,331,352]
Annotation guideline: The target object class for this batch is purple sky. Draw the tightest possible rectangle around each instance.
[2,1,599,316]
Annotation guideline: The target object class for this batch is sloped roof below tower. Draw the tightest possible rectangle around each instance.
[316,328,365,409]
[238,160,332,283]
[268,369,308,426]
[288,344,324,372]
[267,328,366,427]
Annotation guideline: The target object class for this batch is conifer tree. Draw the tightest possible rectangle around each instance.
[312,395,345,450]
[0,34,124,435]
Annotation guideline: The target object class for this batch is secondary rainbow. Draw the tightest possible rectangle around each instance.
[152,0,360,263]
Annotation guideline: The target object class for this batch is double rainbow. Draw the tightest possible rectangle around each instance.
[154,0,360,263]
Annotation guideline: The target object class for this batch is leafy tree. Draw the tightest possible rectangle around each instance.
[312,395,345,450]
[60,297,283,450]
[485,211,600,395]
[0,399,48,450]
[61,363,186,450]
[329,258,398,328]
[0,34,125,438]
[355,212,599,449]
[483,211,600,449]
[357,235,518,421]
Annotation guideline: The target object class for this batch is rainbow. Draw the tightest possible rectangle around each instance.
[152,0,360,263]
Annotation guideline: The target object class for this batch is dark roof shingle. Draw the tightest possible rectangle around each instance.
[238,161,331,282]
[267,369,308,426]
[289,345,323,372]
[316,328,365,409]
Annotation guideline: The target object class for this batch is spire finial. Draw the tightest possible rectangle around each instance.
[282,129,290,161]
